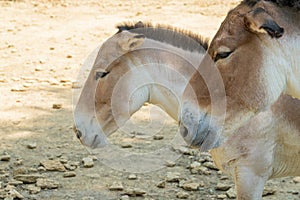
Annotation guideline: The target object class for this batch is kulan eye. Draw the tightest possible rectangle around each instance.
[95,71,110,80]
[214,51,233,62]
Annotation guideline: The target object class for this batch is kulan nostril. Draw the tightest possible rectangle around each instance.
[76,130,82,139]
[180,123,189,137]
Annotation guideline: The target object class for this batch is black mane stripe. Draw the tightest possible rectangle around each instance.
[116,21,209,52]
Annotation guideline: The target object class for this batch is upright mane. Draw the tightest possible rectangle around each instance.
[116,21,209,53]
[243,0,300,9]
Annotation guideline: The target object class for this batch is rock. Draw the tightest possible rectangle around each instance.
[26,185,41,194]
[63,171,76,178]
[36,178,59,189]
[217,194,227,199]
[35,66,43,71]
[293,176,300,183]
[226,187,236,199]
[14,174,44,184]
[122,188,146,197]
[52,104,62,109]
[8,180,23,186]
[0,155,11,162]
[121,143,133,148]
[215,183,231,191]
[40,160,66,172]
[166,172,181,182]
[108,182,124,191]
[182,182,200,191]
[176,191,189,199]
[153,135,164,140]
[156,181,165,188]
[66,55,73,58]
[11,87,26,92]
[165,160,176,167]
[27,142,37,149]
[190,161,201,169]
[120,195,130,200]
[262,188,276,196]
[203,161,218,170]
[5,188,24,199]
[82,157,94,168]
[128,174,137,180]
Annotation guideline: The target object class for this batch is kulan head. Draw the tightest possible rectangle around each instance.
[73,30,145,148]
[180,0,290,151]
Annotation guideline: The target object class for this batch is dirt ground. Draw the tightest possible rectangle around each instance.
[0,0,299,199]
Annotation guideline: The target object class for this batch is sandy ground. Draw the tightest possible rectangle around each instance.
[0,0,299,199]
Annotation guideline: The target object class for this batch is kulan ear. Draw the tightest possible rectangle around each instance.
[118,33,145,51]
[244,7,284,38]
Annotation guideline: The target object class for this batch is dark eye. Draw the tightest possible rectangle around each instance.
[214,51,233,62]
[95,71,109,80]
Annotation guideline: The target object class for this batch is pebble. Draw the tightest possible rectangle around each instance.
[156,181,166,188]
[293,176,300,183]
[4,187,24,199]
[52,104,62,109]
[176,191,189,199]
[26,185,41,194]
[262,188,276,196]
[190,161,201,169]
[82,157,94,168]
[36,178,59,189]
[11,87,26,92]
[122,188,146,197]
[108,182,124,191]
[166,172,181,182]
[217,194,227,199]
[182,182,200,191]
[165,160,176,167]
[203,161,219,170]
[8,180,23,186]
[120,195,130,200]
[63,171,76,178]
[40,160,66,172]
[153,135,164,140]
[27,142,37,149]
[215,183,231,191]
[121,143,133,148]
[14,174,44,184]
[128,174,137,180]
[0,155,11,161]
[226,187,236,199]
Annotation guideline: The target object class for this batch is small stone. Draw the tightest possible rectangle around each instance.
[166,172,181,182]
[262,188,276,196]
[128,174,137,180]
[27,143,37,149]
[217,194,227,199]
[39,59,46,64]
[52,104,62,109]
[293,176,300,183]
[5,188,24,199]
[11,87,26,92]
[63,171,76,178]
[26,185,41,194]
[203,161,218,170]
[226,187,236,199]
[40,160,66,172]
[165,160,176,167]
[156,181,165,188]
[153,135,164,140]
[215,183,231,191]
[71,81,82,89]
[176,191,189,199]
[66,55,73,58]
[14,174,44,184]
[109,182,124,191]
[36,178,59,189]
[121,143,133,148]
[0,155,11,161]
[182,182,200,191]
[8,180,23,186]
[120,195,130,200]
[82,157,94,168]
[190,161,201,169]
[35,66,43,71]
[122,188,146,197]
